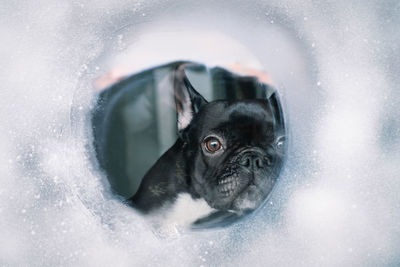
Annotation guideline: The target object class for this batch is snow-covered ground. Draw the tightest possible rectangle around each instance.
[1,0,399,266]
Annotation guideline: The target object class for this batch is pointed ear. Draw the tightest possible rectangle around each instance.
[174,64,208,133]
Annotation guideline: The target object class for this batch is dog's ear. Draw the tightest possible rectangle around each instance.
[174,64,208,133]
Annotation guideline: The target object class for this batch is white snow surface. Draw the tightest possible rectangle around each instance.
[1,0,400,266]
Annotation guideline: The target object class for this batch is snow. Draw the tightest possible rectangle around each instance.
[1,0,400,266]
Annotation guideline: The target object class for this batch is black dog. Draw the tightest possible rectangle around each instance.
[128,64,285,224]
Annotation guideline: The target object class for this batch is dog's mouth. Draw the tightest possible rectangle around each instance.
[217,176,240,198]
[213,173,273,212]
[212,169,276,211]
[216,173,253,202]
[206,147,281,211]
[215,150,268,200]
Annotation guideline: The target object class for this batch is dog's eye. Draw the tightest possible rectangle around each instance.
[276,136,285,149]
[275,136,286,155]
[204,137,222,153]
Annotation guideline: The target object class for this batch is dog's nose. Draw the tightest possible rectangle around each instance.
[240,153,265,171]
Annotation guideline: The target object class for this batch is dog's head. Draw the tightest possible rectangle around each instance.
[174,65,285,214]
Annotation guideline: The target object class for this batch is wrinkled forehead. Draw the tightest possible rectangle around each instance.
[227,101,274,121]
[198,100,275,135]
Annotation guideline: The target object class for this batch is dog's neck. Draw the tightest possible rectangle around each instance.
[129,138,198,213]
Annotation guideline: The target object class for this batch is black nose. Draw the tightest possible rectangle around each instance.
[240,153,265,171]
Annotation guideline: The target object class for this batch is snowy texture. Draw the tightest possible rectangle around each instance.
[1,0,400,266]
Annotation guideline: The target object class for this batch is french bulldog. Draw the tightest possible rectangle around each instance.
[128,64,285,226]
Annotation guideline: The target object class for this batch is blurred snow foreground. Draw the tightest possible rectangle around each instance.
[1,0,400,266]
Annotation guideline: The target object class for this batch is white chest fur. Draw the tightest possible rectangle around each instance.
[148,193,215,237]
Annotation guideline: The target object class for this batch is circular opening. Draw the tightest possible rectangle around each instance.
[69,4,314,230]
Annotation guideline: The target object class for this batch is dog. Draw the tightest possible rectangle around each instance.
[128,63,286,227]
